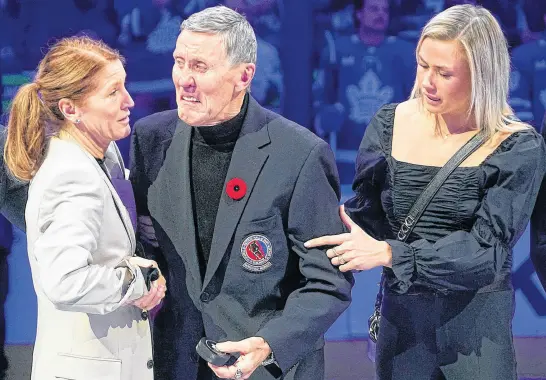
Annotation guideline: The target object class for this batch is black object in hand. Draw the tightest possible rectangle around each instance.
[196,338,238,366]
[144,267,159,291]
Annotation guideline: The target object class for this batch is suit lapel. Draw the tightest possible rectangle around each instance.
[86,152,136,253]
[202,98,271,290]
[103,142,126,179]
[148,119,203,286]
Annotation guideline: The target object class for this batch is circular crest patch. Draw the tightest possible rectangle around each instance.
[241,234,272,272]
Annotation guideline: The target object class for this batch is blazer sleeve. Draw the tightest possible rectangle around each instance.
[33,164,147,314]
[530,126,546,291]
[255,141,354,373]
[387,130,546,293]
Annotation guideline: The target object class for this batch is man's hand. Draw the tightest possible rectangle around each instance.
[209,337,272,380]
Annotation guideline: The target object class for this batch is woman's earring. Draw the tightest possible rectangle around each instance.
[75,119,81,124]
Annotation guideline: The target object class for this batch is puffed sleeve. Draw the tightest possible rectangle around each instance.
[387,130,546,293]
[344,104,394,240]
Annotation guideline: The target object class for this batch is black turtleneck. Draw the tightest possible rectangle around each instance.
[190,94,249,278]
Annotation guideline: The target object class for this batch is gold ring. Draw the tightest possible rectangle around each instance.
[339,255,345,265]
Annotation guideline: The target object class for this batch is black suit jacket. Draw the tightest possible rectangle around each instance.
[130,96,353,380]
[530,116,546,291]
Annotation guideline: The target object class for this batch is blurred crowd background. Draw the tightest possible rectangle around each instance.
[2,0,546,197]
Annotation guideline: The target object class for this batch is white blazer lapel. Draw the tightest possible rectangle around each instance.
[104,142,127,179]
[85,152,136,253]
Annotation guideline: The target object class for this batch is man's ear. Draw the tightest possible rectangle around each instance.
[234,63,256,92]
[58,98,82,124]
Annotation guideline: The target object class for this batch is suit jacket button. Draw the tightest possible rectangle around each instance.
[147,359,154,369]
[200,292,210,302]
[141,310,148,320]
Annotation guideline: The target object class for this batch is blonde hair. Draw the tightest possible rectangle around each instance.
[410,4,530,138]
[5,36,124,181]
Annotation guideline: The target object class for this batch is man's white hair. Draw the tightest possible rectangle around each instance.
[180,5,257,67]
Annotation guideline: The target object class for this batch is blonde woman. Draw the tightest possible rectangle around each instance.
[4,37,166,380]
[306,5,546,380]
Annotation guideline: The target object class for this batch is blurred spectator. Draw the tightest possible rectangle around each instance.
[181,0,222,16]
[509,2,546,129]
[0,0,22,74]
[390,0,437,41]
[443,0,477,8]
[225,0,284,112]
[73,0,119,45]
[0,0,23,115]
[279,0,314,127]
[480,0,521,48]
[116,0,184,161]
[115,0,226,47]
[520,0,546,44]
[0,0,19,63]
[14,0,119,70]
[224,0,283,47]
[250,37,283,113]
[392,0,523,48]
[313,0,354,88]
[313,0,415,189]
[145,0,183,53]
[117,0,185,49]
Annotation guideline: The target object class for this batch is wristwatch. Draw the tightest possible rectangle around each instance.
[261,352,276,366]
[261,352,282,378]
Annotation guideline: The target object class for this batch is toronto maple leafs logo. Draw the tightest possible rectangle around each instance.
[346,70,394,124]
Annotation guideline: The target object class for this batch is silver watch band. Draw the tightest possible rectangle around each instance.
[261,352,277,366]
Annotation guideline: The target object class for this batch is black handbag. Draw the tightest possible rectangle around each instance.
[368,131,487,343]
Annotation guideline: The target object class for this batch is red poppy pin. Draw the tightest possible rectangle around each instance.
[226,177,247,200]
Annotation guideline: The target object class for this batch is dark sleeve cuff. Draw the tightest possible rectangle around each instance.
[385,239,415,293]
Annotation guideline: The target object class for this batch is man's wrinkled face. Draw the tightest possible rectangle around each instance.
[172,30,243,126]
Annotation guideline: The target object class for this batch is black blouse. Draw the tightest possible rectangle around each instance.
[345,103,546,295]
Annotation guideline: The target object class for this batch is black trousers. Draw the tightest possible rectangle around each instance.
[0,250,8,378]
[376,289,517,380]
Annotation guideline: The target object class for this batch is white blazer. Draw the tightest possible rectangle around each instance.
[25,137,154,380]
